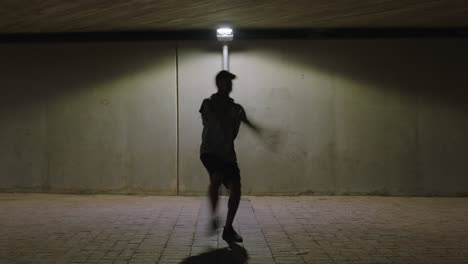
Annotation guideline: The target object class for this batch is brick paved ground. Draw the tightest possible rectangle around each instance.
[0,194,467,264]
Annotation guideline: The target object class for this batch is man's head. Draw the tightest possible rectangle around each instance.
[215,70,236,96]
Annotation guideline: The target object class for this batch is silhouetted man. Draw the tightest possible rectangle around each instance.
[200,70,260,243]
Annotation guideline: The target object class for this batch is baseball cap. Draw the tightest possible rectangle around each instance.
[216,70,236,82]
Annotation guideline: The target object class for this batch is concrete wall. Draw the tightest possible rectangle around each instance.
[178,39,468,196]
[0,42,177,194]
[1,39,468,196]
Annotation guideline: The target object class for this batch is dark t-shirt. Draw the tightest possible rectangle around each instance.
[199,93,246,162]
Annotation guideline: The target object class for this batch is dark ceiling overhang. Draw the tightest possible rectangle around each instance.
[1,28,468,43]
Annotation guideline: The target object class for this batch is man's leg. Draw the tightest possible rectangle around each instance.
[222,179,243,242]
[208,171,223,214]
[208,171,223,233]
[225,180,241,229]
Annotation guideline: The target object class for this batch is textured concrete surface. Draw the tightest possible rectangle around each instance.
[0,42,178,194]
[2,39,468,196]
[1,193,467,264]
[1,0,468,33]
[178,39,468,196]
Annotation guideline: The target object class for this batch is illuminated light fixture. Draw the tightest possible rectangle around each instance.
[217,27,233,42]
[217,27,233,70]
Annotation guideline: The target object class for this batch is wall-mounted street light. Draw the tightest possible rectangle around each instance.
[217,27,233,41]
[217,27,233,70]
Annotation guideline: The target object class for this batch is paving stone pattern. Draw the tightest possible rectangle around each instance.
[0,194,467,264]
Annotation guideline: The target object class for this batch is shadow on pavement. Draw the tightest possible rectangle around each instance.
[179,243,249,264]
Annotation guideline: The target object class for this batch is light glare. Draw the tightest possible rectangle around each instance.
[217,27,233,41]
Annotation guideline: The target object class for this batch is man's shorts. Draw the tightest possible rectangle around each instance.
[200,154,240,189]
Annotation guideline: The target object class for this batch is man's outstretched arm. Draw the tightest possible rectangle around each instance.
[240,107,261,134]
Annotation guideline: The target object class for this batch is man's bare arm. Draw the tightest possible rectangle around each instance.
[240,107,261,134]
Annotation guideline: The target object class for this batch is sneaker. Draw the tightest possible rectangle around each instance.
[222,226,243,243]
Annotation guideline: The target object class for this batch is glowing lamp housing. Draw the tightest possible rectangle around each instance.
[217,27,233,41]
